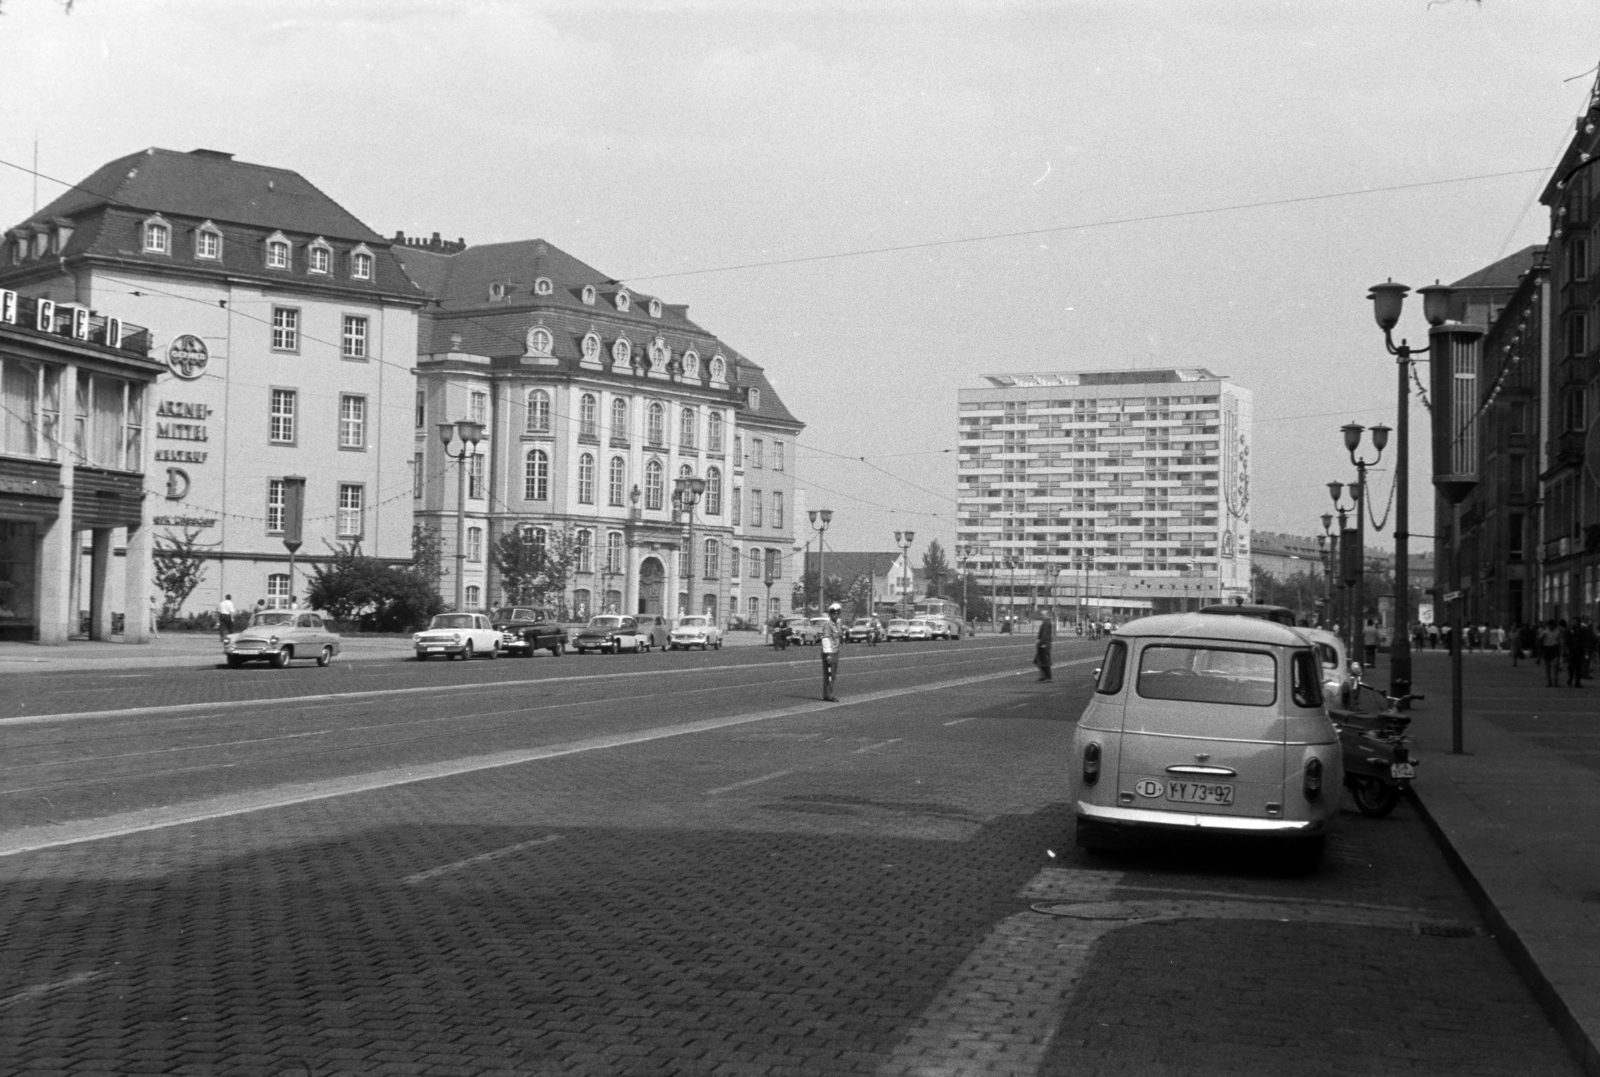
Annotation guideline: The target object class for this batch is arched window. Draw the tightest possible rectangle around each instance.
[705,467,722,515]
[582,284,596,305]
[575,529,594,573]
[615,288,630,312]
[649,298,662,318]
[465,585,481,608]
[647,402,665,446]
[608,456,626,506]
[526,389,550,433]
[707,411,724,453]
[142,216,170,254]
[710,355,726,381]
[606,530,624,573]
[577,452,596,504]
[579,393,598,437]
[572,588,591,619]
[610,397,629,440]
[526,326,553,356]
[645,459,664,510]
[525,449,549,501]
[582,332,601,363]
[534,277,554,296]
[703,538,720,579]
[679,406,697,448]
[682,349,700,378]
[612,337,631,366]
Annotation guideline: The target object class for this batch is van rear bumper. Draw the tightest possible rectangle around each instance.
[1076,802,1325,835]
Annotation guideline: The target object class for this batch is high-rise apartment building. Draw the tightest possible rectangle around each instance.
[956,369,1251,622]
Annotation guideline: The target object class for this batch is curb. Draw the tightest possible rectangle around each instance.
[1410,786,1600,1077]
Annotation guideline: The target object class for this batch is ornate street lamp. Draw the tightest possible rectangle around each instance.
[1341,421,1388,665]
[809,509,834,613]
[894,529,915,619]
[438,419,486,611]
[672,474,708,618]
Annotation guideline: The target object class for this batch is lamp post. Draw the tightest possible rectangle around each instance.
[809,509,834,613]
[672,474,708,618]
[1341,421,1389,669]
[1328,482,1357,656]
[438,420,486,611]
[1367,280,1453,706]
[893,529,915,618]
[1319,511,1336,628]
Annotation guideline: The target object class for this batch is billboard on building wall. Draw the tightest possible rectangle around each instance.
[1418,602,1434,626]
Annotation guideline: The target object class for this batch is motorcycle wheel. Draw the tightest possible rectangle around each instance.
[1350,776,1401,818]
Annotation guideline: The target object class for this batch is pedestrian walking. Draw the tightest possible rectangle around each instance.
[1034,615,1054,681]
[1538,619,1562,687]
[1564,619,1585,688]
[1427,623,1440,650]
[148,593,161,640]
[216,594,236,639]
[819,602,844,702]
[1363,620,1378,667]
[1511,622,1525,666]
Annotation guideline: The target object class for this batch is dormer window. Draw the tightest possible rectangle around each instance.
[526,325,553,356]
[308,239,332,274]
[582,284,596,305]
[648,298,662,318]
[195,221,222,260]
[350,245,374,281]
[747,387,761,410]
[142,216,171,255]
[709,355,726,382]
[534,277,554,296]
[32,231,49,258]
[612,337,632,365]
[649,337,669,372]
[582,332,602,363]
[615,288,630,312]
[682,349,700,378]
[490,282,508,301]
[265,232,292,269]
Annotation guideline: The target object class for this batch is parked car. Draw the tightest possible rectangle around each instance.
[1298,625,1359,709]
[1198,602,1297,627]
[906,618,935,641]
[224,609,341,668]
[414,612,501,660]
[573,615,651,654]
[643,616,671,650]
[670,615,723,650]
[490,606,568,657]
[784,616,822,645]
[1069,612,1342,867]
[847,617,884,643]
[885,618,912,641]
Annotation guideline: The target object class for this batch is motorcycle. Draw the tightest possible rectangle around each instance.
[1331,682,1420,818]
[772,623,792,651]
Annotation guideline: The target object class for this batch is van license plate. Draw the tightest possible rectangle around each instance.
[1390,763,1415,779]
[1167,781,1234,805]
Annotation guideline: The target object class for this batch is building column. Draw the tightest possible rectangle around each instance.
[89,528,113,641]
[35,512,71,645]
[624,545,640,616]
[123,520,152,644]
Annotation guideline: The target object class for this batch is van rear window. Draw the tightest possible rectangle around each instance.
[1136,645,1277,707]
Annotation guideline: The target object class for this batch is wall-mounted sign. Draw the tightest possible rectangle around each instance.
[156,401,212,442]
[164,468,190,500]
[153,515,217,528]
[166,335,209,380]
[154,448,207,463]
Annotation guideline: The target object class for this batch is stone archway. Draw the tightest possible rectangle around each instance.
[638,556,665,616]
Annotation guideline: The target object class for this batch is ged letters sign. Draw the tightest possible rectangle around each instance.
[166,335,209,380]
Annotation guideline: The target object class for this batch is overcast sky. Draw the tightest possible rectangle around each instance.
[2,0,1595,561]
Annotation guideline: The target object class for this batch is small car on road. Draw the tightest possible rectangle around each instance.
[225,610,342,668]
[669,615,723,650]
[847,617,884,643]
[884,618,911,642]
[490,606,567,657]
[1069,613,1342,867]
[574,615,651,654]
[906,618,935,641]
[783,616,822,646]
[415,612,501,660]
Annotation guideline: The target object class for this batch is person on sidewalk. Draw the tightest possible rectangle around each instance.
[216,594,236,640]
[819,602,844,702]
[1564,619,1585,688]
[1538,619,1563,687]
[1427,623,1439,650]
[1510,622,1524,666]
[1034,615,1054,681]
[148,593,161,640]
[1363,620,1379,667]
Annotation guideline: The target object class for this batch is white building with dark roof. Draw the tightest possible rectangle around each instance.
[398,235,804,622]
[0,147,428,615]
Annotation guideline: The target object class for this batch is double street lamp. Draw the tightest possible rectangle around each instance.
[438,419,486,611]
[672,475,708,618]
[1327,480,1358,656]
[894,529,915,618]
[1340,420,1389,665]
[809,509,834,613]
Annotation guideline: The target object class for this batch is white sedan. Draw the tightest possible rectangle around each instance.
[669,615,723,650]
[414,612,501,660]
[906,618,935,641]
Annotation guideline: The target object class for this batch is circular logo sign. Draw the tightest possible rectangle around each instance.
[166,335,209,380]
[1134,779,1164,799]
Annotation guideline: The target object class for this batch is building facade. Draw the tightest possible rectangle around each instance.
[0,148,426,613]
[956,369,1252,622]
[0,291,162,642]
[400,237,802,622]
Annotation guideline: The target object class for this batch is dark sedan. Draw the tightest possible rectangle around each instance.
[490,606,568,657]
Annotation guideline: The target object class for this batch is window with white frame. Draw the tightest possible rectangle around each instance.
[465,585,481,608]
[774,441,784,471]
[606,531,624,573]
[732,487,742,524]
[337,484,365,538]
[582,285,596,305]
[142,217,169,254]
[768,597,780,621]
[682,350,699,378]
[350,248,373,280]
[578,452,596,504]
[580,393,598,437]
[749,548,763,578]
[576,529,594,573]
[415,387,426,428]
[680,406,697,448]
[750,488,762,527]
[535,277,554,296]
[466,526,483,562]
[772,491,783,529]
[339,394,366,449]
[611,397,629,440]
[645,458,664,510]
[527,389,551,433]
[710,355,726,381]
[612,338,631,366]
[271,307,299,351]
[734,433,744,466]
[708,411,724,453]
[748,388,761,410]
[750,596,761,621]
[751,438,764,469]
[468,452,485,499]
[342,315,368,358]
[705,467,722,515]
[270,389,296,443]
[647,402,665,446]
[583,332,601,363]
[525,449,549,500]
[266,234,291,269]
[615,289,630,312]
[267,479,286,534]
[470,390,487,425]
[608,456,626,506]
[195,223,221,260]
[528,326,553,356]
[267,573,291,608]
[704,538,720,579]
[309,242,332,275]
[413,452,423,498]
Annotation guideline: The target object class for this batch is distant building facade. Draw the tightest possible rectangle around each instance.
[0,148,426,614]
[400,237,802,622]
[956,369,1252,622]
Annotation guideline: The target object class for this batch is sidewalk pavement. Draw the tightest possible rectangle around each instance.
[0,627,778,673]
[1393,646,1600,1075]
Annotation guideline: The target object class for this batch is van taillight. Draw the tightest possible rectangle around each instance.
[1083,742,1102,786]
[1303,757,1323,801]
